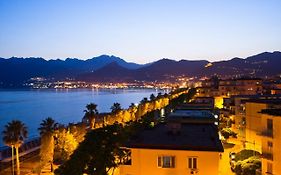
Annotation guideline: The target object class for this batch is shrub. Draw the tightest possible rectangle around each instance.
[234,156,261,175]
[235,150,260,162]
[221,128,237,139]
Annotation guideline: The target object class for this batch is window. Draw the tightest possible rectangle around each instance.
[267,162,273,174]
[268,141,273,152]
[188,157,197,169]
[267,119,273,131]
[157,156,175,168]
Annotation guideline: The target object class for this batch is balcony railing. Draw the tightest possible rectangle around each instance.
[259,130,273,138]
[262,152,273,160]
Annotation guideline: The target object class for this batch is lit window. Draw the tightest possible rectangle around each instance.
[157,156,175,168]
[188,157,198,169]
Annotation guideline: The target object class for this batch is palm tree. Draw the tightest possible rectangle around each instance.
[38,117,58,172]
[140,97,148,104]
[83,103,99,128]
[2,120,28,175]
[150,94,156,101]
[128,103,137,120]
[38,117,58,136]
[129,103,136,109]
[157,92,162,98]
[111,103,122,113]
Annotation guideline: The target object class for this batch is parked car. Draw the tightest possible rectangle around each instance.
[230,160,236,171]
[229,152,236,161]
[229,152,236,171]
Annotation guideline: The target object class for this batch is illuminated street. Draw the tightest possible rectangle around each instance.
[0,155,55,175]
[219,138,243,175]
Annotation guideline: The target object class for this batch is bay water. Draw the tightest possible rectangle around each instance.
[0,88,165,146]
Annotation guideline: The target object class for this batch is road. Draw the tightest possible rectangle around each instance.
[0,155,54,175]
[219,137,243,175]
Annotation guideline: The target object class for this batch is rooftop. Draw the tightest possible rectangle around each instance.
[220,77,262,81]
[167,109,217,124]
[125,123,223,152]
[230,94,281,98]
[242,99,281,105]
[176,104,214,110]
[171,109,214,118]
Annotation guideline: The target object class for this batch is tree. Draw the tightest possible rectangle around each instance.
[54,127,78,163]
[140,97,148,104]
[54,95,167,175]
[37,117,58,173]
[221,128,237,140]
[83,103,99,129]
[157,92,162,99]
[150,94,156,101]
[55,122,143,175]
[129,103,136,109]
[234,156,261,175]
[69,123,86,143]
[128,103,137,120]
[2,120,28,175]
[111,103,122,113]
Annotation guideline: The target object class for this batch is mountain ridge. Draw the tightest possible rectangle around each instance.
[0,51,281,87]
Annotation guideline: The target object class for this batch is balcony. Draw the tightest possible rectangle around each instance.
[265,172,273,175]
[262,152,273,160]
[259,130,273,138]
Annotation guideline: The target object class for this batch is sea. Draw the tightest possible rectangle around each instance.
[0,88,166,146]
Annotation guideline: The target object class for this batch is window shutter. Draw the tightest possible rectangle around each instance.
[188,158,192,168]
[171,156,175,168]
[158,156,162,167]
[193,158,197,169]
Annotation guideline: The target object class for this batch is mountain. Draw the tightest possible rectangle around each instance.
[0,51,281,87]
[203,51,281,77]
[78,51,281,83]
[134,59,209,81]
[78,59,209,82]
[0,55,143,87]
[78,62,135,82]
[85,55,142,70]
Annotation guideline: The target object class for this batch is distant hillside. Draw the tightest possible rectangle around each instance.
[76,51,281,83]
[0,51,281,87]
[134,59,209,81]
[0,55,143,87]
[78,62,135,82]
[203,51,281,78]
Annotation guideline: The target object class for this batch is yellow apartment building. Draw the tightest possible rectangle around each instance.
[119,122,223,175]
[259,109,281,175]
[245,101,267,152]
[245,99,281,153]
[219,78,262,97]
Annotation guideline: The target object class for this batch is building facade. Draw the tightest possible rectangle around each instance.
[245,100,281,153]
[119,121,223,175]
[260,109,281,175]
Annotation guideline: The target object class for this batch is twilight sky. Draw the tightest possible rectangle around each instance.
[0,0,281,63]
